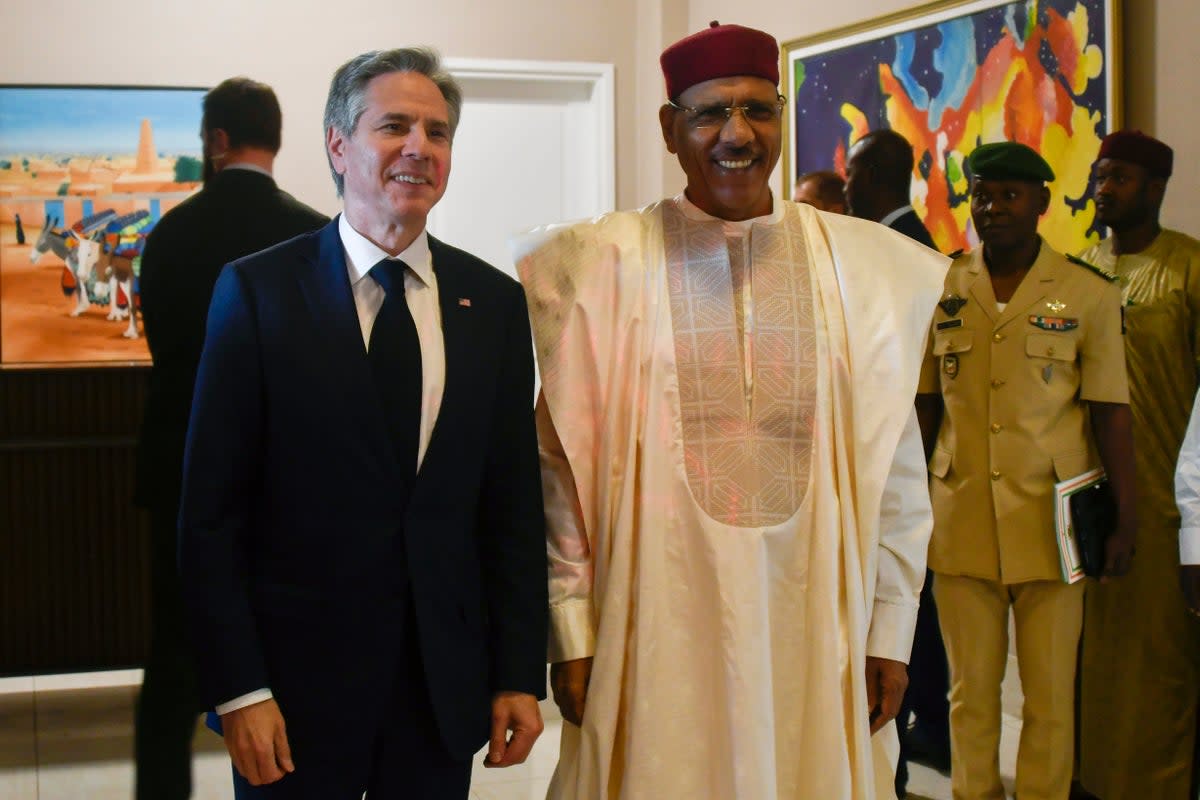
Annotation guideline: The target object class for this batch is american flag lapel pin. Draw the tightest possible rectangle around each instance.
[458,297,472,307]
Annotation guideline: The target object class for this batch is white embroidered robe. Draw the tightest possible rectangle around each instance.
[513,198,948,799]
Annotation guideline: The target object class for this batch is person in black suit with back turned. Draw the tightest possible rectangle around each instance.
[846,127,949,798]
[178,48,548,799]
[845,129,938,250]
[133,77,327,800]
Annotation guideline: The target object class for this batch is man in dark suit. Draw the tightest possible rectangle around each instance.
[178,48,547,799]
[134,77,328,800]
[846,128,949,797]
[845,129,938,250]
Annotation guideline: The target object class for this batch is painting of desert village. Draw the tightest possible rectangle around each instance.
[0,85,206,367]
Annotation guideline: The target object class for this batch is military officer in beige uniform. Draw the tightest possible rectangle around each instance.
[915,142,1137,800]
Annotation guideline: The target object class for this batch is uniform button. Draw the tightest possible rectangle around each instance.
[991,470,1002,480]
[990,423,1003,433]
[991,378,1006,389]
[992,332,1005,343]
[1047,346,1056,357]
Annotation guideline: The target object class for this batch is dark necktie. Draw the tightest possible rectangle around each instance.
[367,259,422,480]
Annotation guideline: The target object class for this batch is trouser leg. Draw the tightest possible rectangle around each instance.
[135,506,201,800]
[365,604,472,799]
[935,572,1009,800]
[1011,579,1083,800]
[908,571,951,742]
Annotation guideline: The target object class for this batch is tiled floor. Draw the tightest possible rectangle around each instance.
[0,669,1021,799]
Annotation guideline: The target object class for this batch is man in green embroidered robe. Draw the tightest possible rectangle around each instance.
[1078,130,1200,799]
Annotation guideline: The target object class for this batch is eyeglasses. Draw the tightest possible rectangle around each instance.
[667,95,787,129]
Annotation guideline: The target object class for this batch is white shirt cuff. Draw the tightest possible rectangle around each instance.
[866,599,919,664]
[548,598,596,663]
[1181,527,1200,566]
[215,688,274,716]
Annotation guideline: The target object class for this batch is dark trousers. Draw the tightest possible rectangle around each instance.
[135,505,203,800]
[231,600,472,800]
[895,570,951,794]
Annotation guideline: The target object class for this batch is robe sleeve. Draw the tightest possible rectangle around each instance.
[1180,247,1200,381]
[867,407,933,663]
[1079,279,1130,404]
[536,392,597,663]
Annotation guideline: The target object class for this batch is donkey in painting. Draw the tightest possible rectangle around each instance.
[29,210,147,337]
[68,210,152,339]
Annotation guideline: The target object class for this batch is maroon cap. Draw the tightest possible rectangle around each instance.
[1098,130,1174,178]
[660,21,779,100]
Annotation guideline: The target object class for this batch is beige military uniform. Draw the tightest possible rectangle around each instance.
[917,238,1128,800]
[919,240,1129,582]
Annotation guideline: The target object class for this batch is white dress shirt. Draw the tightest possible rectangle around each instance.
[1175,391,1200,564]
[879,204,915,228]
[216,214,446,715]
[221,162,273,179]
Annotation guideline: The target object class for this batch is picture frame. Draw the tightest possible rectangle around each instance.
[782,0,1122,255]
[0,84,207,369]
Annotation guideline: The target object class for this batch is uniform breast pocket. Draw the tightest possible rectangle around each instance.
[1025,332,1077,362]
[1025,332,1078,388]
[933,330,973,380]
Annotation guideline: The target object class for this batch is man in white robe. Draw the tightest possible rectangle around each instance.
[513,22,949,799]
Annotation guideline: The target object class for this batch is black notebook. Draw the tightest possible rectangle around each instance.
[1069,478,1116,578]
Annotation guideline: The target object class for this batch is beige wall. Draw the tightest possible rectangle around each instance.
[4,0,641,216]
[686,0,1199,235]
[6,1,1193,233]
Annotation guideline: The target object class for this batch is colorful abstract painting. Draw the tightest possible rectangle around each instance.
[783,0,1120,255]
[0,85,205,367]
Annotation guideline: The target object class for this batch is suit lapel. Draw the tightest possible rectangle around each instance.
[995,239,1057,332]
[417,236,473,481]
[966,251,999,324]
[300,218,397,473]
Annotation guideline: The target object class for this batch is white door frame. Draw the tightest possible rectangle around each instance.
[443,57,616,216]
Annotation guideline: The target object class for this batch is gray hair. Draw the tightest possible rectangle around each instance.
[323,47,463,196]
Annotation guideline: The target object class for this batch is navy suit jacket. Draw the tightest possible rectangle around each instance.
[888,208,938,251]
[178,219,547,759]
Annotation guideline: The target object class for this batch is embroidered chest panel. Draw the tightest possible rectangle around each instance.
[663,204,816,527]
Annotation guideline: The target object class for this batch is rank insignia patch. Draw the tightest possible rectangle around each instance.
[1029,315,1078,331]
[939,294,967,316]
[943,354,959,378]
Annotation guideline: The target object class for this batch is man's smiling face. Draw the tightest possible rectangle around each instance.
[660,75,782,221]
[327,70,452,232]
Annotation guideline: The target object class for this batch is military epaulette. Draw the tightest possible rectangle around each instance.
[1067,253,1119,282]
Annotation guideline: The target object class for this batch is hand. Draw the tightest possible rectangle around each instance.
[220,698,294,786]
[865,656,908,735]
[550,657,593,726]
[484,691,544,768]
[1181,565,1200,618]
[1101,514,1138,582]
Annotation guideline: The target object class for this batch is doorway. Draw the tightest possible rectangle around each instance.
[427,58,615,278]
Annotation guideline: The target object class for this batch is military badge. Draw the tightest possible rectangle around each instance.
[1029,315,1078,331]
[943,354,959,379]
[1046,299,1067,313]
[937,318,964,331]
[939,293,967,316]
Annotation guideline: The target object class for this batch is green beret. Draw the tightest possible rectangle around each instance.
[966,142,1055,183]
